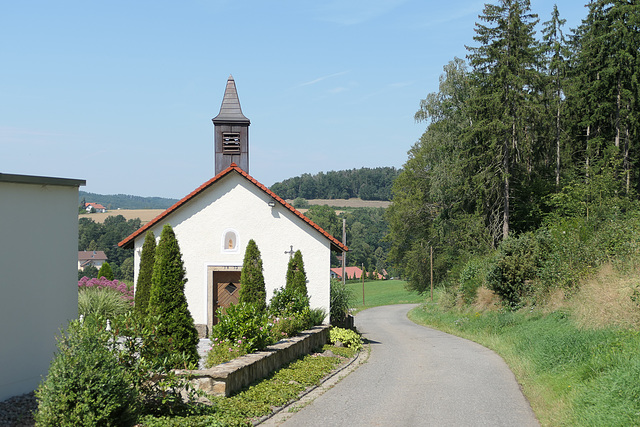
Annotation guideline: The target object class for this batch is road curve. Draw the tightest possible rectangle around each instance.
[277,304,539,426]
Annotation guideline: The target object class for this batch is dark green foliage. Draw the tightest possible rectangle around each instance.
[330,279,354,326]
[78,215,140,280]
[79,265,98,280]
[135,231,156,318]
[239,239,267,311]
[78,191,178,210]
[487,232,549,309]
[285,250,308,299]
[269,286,310,316]
[305,205,342,238]
[97,262,114,280]
[148,224,199,368]
[35,317,135,427]
[210,303,273,353]
[269,167,400,201]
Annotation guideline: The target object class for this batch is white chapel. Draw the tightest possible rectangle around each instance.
[119,76,347,337]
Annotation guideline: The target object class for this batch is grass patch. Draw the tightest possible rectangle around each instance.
[347,279,424,313]
[409,294,640,426]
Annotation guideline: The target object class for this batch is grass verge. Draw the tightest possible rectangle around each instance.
[409,297,640,426]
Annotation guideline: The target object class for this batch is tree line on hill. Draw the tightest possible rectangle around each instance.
[269,167,400,201]
[78,215,139,281]
[387,1,640,298]
[79,191,178,210]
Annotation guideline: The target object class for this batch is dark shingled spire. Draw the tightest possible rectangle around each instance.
[212,75,250,124]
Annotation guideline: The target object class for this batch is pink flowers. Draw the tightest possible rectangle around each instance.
[78,276,134,302]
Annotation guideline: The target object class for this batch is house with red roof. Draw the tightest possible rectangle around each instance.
[85,202,106,213]
[330,266,385,280]
[120,76,347,337]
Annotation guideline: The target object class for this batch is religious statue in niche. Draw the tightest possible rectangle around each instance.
[223,230,237,251]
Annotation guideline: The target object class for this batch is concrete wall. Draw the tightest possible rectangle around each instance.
[133,172,331,330]
[0,174,84,401]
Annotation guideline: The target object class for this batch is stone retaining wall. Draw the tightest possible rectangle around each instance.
[177,325,330,397]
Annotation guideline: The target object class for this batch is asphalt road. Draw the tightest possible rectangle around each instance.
[275,304,539,427]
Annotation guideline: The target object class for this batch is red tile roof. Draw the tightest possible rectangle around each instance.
[118,164,348,252]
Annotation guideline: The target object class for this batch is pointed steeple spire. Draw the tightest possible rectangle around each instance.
[212,75,250,175]
[212,75,250,124]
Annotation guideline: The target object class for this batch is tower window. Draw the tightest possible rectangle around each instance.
[222,133,240,154]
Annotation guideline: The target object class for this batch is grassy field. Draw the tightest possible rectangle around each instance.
[346,279,424,313]
[79,209,165,224]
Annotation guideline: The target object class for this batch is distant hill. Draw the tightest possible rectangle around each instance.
[79,191,178,210]
[269,167,400,201]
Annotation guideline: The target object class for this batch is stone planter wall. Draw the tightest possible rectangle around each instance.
[177,325,329,397]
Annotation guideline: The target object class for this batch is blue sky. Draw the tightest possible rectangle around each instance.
[1,1,588,199]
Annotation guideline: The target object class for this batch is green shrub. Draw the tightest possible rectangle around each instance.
[35,317,135,427]
[458,256,490,304]
[210,302,273,353]
[78,287,131,319]
[329,327,363,351]
[148,224,199,368]
[97,262,114,280]
[269,286,310,316]
[239,239,267,311]
[330,279,354,326]
[487,232,549,309]
[308,307,328,325]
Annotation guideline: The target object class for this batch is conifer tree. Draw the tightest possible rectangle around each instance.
[148,224,199,367]
[97,262,114,281]
[134,231,155,318]
[286,250,308,299]
[239,239,267,311]
[466,0,541,242]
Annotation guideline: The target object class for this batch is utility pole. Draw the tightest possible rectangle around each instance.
[430,246,434,302]
[362,263,365,305]
[342,218,346,286]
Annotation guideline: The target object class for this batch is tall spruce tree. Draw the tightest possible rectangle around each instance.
[466,0,541,242]
[148,224,199,367]
[239,239,267,311]
[134,231,155,318]
[286,250,308,298]
[541,4,570,190]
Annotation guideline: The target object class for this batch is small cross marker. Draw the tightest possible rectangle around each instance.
[284,245,295,259]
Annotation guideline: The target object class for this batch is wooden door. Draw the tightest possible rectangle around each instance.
[212,270,241,325]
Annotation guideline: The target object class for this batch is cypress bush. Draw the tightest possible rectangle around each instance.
[239,239,267,311]
[134,231,156,318]
[148,224,199,368]
[286,250,308,299]
[97,262,114,280]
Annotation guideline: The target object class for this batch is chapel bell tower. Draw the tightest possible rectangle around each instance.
[212,75,250,175]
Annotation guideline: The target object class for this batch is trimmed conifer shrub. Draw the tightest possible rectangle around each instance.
[286,250,308,299]
[134,231,156,318]
[148,224,199,368]
[97,262,114,280]
[239,239,267,311]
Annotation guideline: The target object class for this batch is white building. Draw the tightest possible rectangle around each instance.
[120,76,347,336]
[0,173,85,401]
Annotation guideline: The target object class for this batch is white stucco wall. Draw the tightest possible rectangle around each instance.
[133,172,332,327]
[0,176,83,401]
